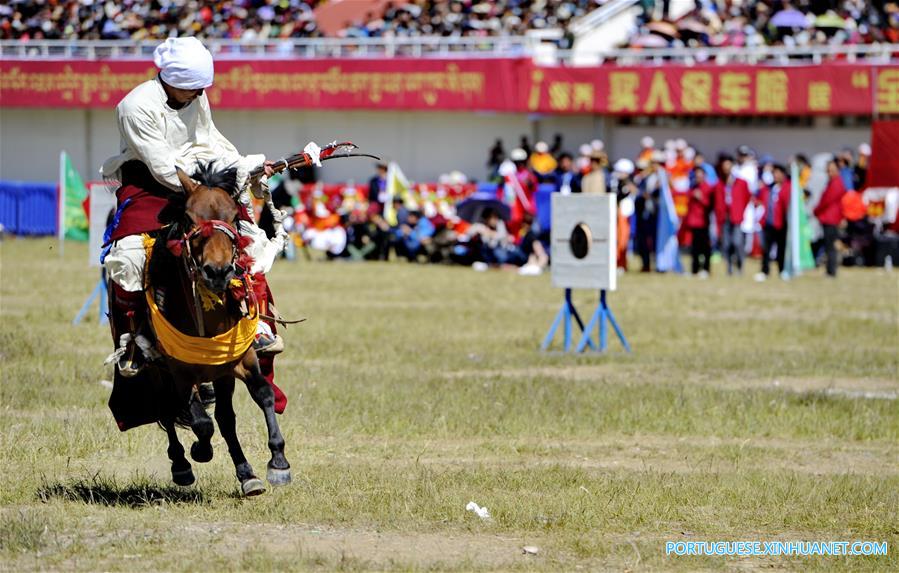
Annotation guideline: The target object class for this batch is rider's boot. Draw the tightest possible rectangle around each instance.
[253,318,284,356]
[108,283,159,377]
[252,290,283,356]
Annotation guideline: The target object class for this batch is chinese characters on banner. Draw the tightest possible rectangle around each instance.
[1,59,897,115]
[527,64,899,115]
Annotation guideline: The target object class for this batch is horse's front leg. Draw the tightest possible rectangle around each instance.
[235,352,291,486]
[188,387,215,463]
[212,376,266,496]
[161,417,194,486]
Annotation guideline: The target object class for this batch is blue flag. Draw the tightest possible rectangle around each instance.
[655,169,683,273]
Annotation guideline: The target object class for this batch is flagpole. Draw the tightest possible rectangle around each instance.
[58,150,66,257]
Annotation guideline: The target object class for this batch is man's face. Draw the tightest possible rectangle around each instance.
[694,169,705,183]
[559,157,572,171]
[774,168,786,184]
[827,162,839,178]
[721,159,733,175]
[166,85,204,105]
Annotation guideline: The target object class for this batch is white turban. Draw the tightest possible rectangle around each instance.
[153,37,214,90]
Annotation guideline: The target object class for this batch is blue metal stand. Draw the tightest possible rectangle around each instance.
[575,290,631,353]
[73,272,108,326]
[541,289,597,352]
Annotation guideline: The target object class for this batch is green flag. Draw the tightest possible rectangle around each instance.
[60,151,89,241]
[785,163,815,277]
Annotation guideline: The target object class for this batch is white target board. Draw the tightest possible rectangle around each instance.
[87,181,118,268]
[551,193,617,291]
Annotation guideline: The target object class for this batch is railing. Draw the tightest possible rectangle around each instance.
[561,43,899,66]
[1,38,897,65]
[569,0,640,37]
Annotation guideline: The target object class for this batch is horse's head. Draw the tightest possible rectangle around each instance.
[176,164,241,293]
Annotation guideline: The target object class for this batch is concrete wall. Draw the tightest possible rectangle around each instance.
[0,107,870,185]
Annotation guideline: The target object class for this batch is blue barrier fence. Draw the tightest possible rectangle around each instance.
[0,181,57,235]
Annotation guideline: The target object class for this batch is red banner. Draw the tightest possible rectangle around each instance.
[1,58,897,115]
[868,120,899,187]
[0,58,525,111]
[526,63,899,116]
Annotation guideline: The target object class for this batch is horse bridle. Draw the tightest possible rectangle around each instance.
[172,218,245,337]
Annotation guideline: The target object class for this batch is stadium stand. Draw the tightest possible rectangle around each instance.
[0,0,596,41]
[628,1,899,49]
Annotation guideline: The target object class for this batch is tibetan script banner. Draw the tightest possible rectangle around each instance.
[0,58,526,111]
[1,58,897,115]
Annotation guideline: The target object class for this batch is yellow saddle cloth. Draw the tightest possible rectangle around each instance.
[142,235,258,365]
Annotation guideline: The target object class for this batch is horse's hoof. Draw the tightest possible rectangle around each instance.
[190,441,213,463]
[172,467,195,487]
[266,466,292,487]
[241,478,266,497]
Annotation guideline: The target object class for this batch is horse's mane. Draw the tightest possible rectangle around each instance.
[192,162,239,197]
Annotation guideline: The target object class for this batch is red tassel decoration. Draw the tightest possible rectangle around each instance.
[250,272,268,301]
[236,252,256,271]
[237,235,253,251]
[197,220,215,237]
[166,239,183,257]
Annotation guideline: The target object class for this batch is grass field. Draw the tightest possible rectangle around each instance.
[1,237,897,571]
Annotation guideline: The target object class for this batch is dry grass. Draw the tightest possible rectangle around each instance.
[1,238,897,571]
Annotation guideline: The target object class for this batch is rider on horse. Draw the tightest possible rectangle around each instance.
[100,37,307,398]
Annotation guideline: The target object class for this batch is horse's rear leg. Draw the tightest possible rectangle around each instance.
[238,362,291,486]
[162,418,194,486]
[189,388,214,463]
[212,377,265,496]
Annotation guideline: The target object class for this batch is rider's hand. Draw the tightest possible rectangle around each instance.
[263,160,275,178]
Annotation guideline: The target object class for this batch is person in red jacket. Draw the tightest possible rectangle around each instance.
[755,164,792,281]
[685,166,714,278]
[814,160,847,277]
[714,155,751,275]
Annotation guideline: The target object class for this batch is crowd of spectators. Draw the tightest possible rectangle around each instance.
[0,0,325,41]
[263,160,550,276]
[262,133,895,279]
[0,0,596,42]
[630,1,899,49]
[5,0,897,47]
[339,0,593,41]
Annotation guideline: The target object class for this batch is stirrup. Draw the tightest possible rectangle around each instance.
[105,333,160,378]
[104,334,143,377]
[253,333,284,356]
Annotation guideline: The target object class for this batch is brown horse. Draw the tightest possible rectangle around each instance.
[145,163,290,496]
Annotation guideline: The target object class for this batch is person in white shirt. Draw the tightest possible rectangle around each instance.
[102,37,297,377]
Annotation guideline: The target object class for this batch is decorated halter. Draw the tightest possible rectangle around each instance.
[166,218,263,335]
[167,219,251,268]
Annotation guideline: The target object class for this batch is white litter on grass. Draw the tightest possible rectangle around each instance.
[522,545,540,555]
[466,501,491,521]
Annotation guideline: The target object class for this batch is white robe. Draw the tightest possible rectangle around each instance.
[100,77,263,191]
[102,77,283,292]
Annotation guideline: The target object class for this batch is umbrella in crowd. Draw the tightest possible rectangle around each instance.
[631,33,669,48]
[677,18,710,36]
[815,11,847,30]
[454,196,510,223]
[646,20,679,40]
[770,8,809,29]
